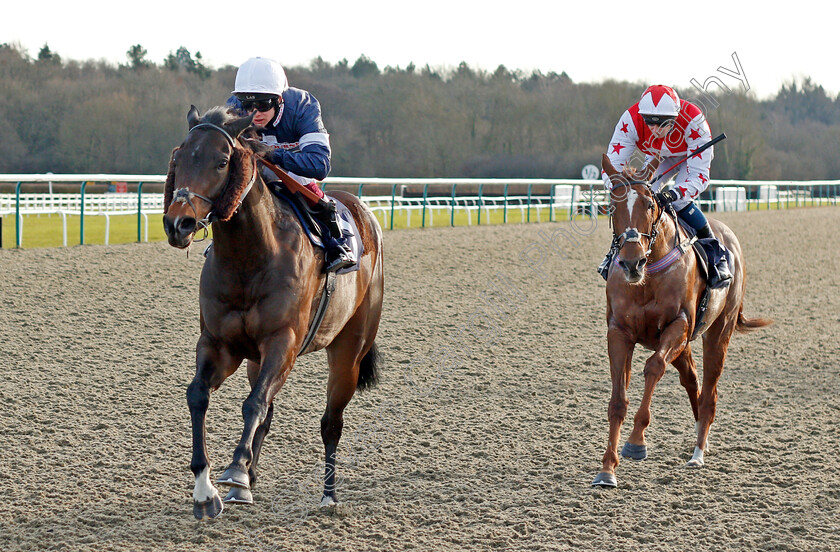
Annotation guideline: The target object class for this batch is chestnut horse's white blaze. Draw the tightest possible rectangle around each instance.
[624,188,639,219]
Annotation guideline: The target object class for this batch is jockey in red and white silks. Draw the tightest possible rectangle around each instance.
[602,84,713,211]
[597,84,732,288]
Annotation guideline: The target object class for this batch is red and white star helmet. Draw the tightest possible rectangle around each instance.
[638,85,680,118]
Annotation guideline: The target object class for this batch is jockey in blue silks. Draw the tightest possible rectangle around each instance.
[227,56,353,272]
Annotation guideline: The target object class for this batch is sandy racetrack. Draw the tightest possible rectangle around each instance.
[1,207,839,552]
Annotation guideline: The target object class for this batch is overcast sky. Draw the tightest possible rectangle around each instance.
[3,0,834,100]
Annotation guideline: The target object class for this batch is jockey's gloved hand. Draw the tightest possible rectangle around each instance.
[655,188,680,206]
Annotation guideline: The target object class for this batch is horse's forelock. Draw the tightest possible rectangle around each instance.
[201,106,237,127]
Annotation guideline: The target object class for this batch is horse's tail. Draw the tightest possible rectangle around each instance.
[735,304,773,333]
[357,342,381,391]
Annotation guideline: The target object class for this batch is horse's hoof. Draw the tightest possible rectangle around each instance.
[320,493,338,508]
[217,467,250,489]
[621,442,648,460]
[591,472,617,488]
[224,486,254,505]
[686,445,705,468]
[193,493,224,520]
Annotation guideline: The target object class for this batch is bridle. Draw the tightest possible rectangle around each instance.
[171,122,256,240]
[608,179,678,261]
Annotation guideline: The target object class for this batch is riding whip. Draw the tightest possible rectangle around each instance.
[651,132,727,186]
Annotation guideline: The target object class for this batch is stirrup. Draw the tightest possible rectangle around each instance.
[324,253,354,273]
[597,260,610,280]
[597,249,615,281]
[708,261,732,289]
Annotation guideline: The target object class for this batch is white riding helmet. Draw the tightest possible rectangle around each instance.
[232,57,289,97]
[638,85,680,118]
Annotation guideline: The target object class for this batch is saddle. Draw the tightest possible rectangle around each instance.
[267,181,329,240]
[266,181,363,275]
[677,221,731,340]
[678,221,732,289]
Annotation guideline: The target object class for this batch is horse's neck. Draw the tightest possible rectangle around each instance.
[210,181,288,261]
[650,211,680,260]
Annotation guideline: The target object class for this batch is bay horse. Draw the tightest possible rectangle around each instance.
[162,105,384,519]
[592,154,771,488]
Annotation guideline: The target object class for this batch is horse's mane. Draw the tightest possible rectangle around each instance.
[164,106,260,220]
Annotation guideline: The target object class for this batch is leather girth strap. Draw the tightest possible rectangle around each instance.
[298,271,336,355]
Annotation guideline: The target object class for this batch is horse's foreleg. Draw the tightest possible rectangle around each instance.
[219,335,295,493]
[222,401,274,506]
[625,316,689,458]
[188,337,241,519]
[592,328,634,487]
[689,318,735,468]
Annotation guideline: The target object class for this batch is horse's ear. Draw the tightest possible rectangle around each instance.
[601,153,618,178]
[187,105,201,129]
[228,112,256,139]
[641,155,661,181]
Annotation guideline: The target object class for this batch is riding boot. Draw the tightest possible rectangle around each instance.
[696,223,732,288]
[313,198,355,273]
[597,243,618,281]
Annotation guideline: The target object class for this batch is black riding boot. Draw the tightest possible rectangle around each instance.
[696,223,732,288]
[313,198,354,273]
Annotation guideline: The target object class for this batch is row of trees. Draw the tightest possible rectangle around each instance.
[1,42,839,180]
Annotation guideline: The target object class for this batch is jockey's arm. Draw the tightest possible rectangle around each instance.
[602,110,638,189]
[270,135,331,181]
[672,115,713,201]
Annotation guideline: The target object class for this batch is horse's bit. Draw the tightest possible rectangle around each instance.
[172,122,256,240]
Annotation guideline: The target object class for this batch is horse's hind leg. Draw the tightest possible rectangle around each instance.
[188,336,242,519]
[320,346,366,507]
[689,317,735,468]
[320,309,380,506]
[671,345,700,422]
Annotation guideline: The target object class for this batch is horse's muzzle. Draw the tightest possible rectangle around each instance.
[163,214,197,248]
[618,256,647,283]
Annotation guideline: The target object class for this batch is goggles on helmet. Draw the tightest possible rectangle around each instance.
[235,93,279,113]
[642,114,676,127]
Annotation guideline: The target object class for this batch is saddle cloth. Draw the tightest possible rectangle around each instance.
[271,187,364,275]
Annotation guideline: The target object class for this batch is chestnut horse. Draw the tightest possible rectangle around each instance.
[592,154,771,488]
[162,106,384,519]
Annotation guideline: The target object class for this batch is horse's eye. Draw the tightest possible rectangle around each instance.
[218,159,228,169]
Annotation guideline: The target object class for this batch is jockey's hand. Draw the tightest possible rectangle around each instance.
[655,188,680,206]
[243,137,272,159]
